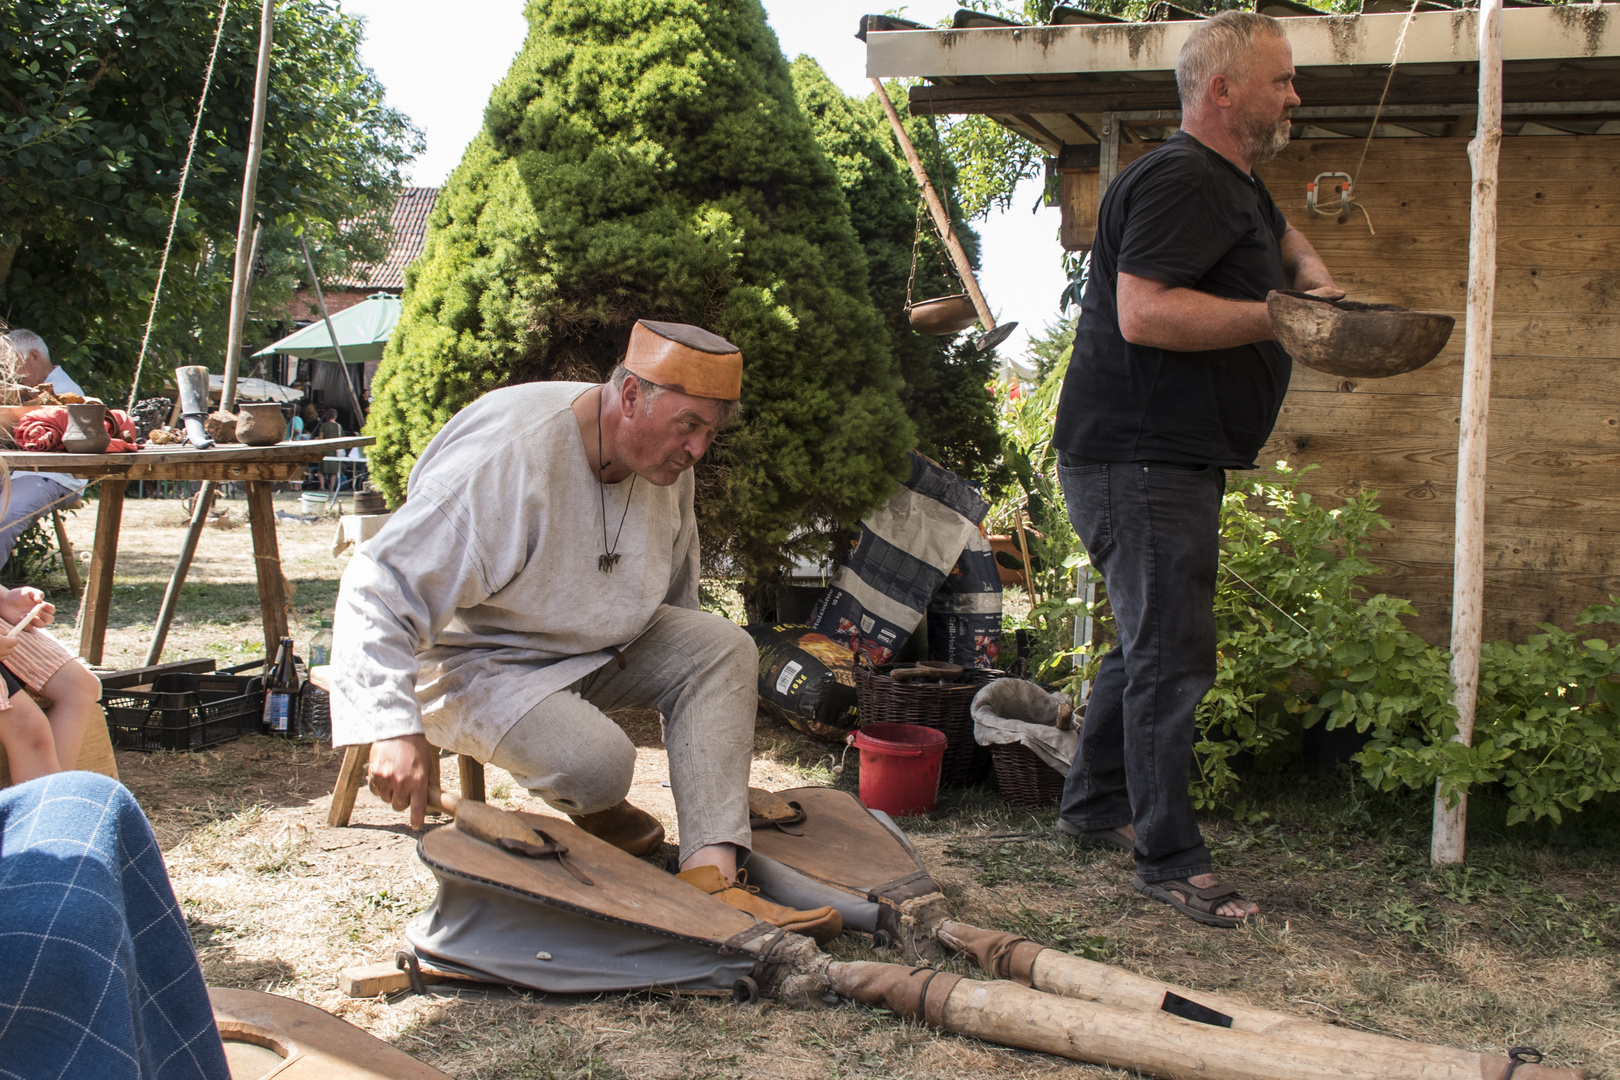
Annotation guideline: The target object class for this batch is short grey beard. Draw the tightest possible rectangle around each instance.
[1243,114,1292,165]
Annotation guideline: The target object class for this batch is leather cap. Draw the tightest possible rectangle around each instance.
[625,320,742,401]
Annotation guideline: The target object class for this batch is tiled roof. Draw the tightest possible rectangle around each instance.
[336,186,438,291]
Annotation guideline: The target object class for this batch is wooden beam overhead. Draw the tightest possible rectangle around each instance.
[908,67,1620,117]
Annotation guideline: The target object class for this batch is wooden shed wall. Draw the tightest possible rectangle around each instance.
[1242,135,1620,645]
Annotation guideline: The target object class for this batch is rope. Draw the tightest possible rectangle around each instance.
[1349,0,1425,191]
[126,0,232,411]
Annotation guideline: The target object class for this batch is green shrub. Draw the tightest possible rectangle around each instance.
[999,355,1620,825]
[789,59,1000,483]
[366,0,915,606]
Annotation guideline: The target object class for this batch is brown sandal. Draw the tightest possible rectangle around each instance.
[1133,875,1253,928]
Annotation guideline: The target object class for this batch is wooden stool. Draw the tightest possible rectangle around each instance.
[310,666,486,827]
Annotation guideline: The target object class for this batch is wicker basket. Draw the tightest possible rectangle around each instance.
[854,663,1000,787]
[990,742,1067,808]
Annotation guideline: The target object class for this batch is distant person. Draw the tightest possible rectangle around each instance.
[284,403,304,442]
[299,404,319,440]
[318,409,343,490]
[1,330,87,569]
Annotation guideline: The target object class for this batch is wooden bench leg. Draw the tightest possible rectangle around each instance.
[328,743,370,827]
[458,754,485,802]
[52,509,82,598]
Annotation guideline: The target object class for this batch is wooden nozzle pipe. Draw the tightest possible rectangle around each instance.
[827,959,1584,1080]
[934,923,1584,1079]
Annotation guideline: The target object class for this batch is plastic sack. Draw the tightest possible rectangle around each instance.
[748,623,859,742]
[809,452,989,666]
[928,531,1003,668]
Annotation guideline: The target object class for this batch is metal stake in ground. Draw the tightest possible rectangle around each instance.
[871,78,1017,353]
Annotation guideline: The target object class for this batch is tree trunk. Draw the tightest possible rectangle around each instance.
[740,569,784,626]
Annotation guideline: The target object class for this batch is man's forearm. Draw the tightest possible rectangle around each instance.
[1118,272,1275,351]
[1280,224,1337,293]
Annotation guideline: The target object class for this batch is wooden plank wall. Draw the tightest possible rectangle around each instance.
[1243,135,1620,645]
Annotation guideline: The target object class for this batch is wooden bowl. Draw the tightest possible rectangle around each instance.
[1267,290,1455,379]
[908,294,979,336]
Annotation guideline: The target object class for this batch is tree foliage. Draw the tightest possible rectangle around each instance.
[0,0,419,399]
[367,0,916,605]
[788,59,1000,484]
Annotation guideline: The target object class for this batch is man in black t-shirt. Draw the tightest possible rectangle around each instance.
[1054,11,1340,927]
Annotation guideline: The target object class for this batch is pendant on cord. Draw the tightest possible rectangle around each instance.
[598,553,622,573]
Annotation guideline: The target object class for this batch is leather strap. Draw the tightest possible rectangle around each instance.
[497,830,594,886]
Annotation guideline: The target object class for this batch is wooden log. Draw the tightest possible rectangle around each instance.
[826,960,1585,1080]
[327,743,370,828]
[220,0,273,413]
[937,922,1509,1068]
[1435,0,1505,866]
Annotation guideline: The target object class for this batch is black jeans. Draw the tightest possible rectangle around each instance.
[1056,458,1223,884]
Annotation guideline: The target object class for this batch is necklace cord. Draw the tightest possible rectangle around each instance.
[597,387,636,571]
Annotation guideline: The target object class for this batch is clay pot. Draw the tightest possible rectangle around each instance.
[235,402,285,446]
[62,403,110,454]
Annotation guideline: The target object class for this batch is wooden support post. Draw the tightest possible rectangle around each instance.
[245,480,287,662]
[79,481,125,664]
[220,0,274,413]
[298,233,369,425]
[144,480,215,667]
[1433,0,1503,865]
[51,509,82,598]
[871,78,998,334]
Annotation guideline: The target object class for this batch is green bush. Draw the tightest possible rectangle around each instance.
[789,59,1000,483]
[999,355,1620,825]
[367,0,915,607]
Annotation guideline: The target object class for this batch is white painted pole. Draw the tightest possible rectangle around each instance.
[221,0,274,414]
[1432,0,1503,865]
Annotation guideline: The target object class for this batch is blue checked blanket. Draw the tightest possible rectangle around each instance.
[0,772,229,1080]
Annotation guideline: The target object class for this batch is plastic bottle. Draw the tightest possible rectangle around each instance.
[308,618,334,668]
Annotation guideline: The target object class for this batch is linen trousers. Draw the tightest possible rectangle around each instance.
[0,474,76,571]
[489,604,757,864]
[1056,459,1224,884]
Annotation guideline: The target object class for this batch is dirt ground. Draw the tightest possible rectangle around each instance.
[37,492,1620,1080]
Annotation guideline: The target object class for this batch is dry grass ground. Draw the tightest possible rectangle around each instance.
[29,491,1620,1080]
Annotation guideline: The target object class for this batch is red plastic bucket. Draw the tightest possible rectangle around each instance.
[850,722,947,816]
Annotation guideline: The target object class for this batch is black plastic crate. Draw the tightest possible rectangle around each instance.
[104,660,266,752]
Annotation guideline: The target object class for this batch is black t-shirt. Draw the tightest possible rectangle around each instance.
[1055,131,1291,469]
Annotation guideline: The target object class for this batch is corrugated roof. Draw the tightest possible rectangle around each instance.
[335,186,438,291]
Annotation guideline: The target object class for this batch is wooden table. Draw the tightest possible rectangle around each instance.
[1,437,373,664]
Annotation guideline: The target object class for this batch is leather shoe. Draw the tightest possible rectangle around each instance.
[568,800,665,857]
[676,864,843,945]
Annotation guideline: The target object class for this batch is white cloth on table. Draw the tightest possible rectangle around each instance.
[328,382,699,761]
[330,511,392,557]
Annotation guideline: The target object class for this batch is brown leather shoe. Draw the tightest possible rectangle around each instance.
[568,800,665,857]
[676,864,844,945]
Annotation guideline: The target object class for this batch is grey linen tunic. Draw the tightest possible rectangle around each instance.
[329,382,699,758]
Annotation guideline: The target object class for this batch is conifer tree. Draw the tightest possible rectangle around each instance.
[790,58,1000,483]
[368,0,915,612]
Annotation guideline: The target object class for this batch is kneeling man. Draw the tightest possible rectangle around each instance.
[331,321,838,940]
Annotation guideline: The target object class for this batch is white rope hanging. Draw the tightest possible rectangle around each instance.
[125,0,232,412]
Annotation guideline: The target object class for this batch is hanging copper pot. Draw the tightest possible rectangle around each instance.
[907,295,979,336]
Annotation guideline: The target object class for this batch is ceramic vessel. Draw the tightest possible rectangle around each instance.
[235,402,285,446]
[62,403,110,454]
